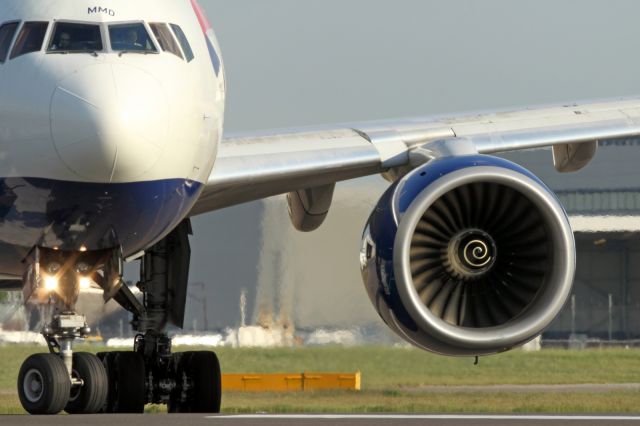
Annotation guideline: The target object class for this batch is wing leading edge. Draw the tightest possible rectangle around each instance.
[190,97,640,216]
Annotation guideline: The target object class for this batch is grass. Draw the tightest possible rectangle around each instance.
[2,345,640,414]
[211,346,640,388]
[219,390,640,414]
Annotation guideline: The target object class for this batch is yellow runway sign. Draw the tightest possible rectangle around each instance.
[222,372,361,392]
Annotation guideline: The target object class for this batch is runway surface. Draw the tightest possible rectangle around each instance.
[2,414,640,425]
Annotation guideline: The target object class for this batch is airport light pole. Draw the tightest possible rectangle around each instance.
[188,282,208,331]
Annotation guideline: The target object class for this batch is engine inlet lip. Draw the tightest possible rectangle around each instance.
[393,165,575,352]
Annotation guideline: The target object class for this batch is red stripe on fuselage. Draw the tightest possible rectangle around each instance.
[190,0,212,32]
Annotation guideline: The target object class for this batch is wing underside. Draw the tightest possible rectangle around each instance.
[190,97,640,215]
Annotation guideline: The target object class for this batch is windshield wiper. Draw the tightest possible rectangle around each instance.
[47,50,99,57]
[118,50,159,57]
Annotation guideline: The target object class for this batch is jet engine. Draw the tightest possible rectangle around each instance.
[360,155,575,356]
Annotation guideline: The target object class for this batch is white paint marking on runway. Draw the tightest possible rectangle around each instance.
[209,414,640,421]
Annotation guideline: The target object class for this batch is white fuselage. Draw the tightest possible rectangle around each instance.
[0,0,225,276]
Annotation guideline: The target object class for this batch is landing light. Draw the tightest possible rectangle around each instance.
[43,276,58,292]
[79,277,92,290]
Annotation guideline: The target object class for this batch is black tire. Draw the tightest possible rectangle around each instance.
[97,351,118,413]
[190,351,221,413]
[65,352,108,414]
[168,352,190,414]
[112,352,146,413]
[168,351,221,413]
[17,353,71,415]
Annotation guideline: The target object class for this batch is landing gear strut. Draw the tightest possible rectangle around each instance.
[17,219,221,415]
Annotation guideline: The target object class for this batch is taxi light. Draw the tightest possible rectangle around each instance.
[79,277,91,289]
[43,276,58,292]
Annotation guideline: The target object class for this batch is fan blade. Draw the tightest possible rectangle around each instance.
[443,282,464,325]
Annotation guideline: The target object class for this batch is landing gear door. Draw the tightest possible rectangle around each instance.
[166,220,191,329]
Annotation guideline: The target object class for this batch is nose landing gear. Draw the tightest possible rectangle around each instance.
[17,246,119,415]
[16,220,222,415]
[17,294,109,414]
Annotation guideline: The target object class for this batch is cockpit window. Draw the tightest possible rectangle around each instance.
[149,23,183,59]
[170,24,194,62]
[109,23,157,53]
[11,22,48,59]
[0,22,19,63]
[47,23,103,53]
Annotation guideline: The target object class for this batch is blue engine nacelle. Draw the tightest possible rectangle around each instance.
[360,155,575,356]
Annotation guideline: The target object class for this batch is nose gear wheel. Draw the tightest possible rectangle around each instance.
[18,354,71,415]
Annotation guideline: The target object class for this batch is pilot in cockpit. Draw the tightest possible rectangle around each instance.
[124,29,143,50]
[50,32,71,50]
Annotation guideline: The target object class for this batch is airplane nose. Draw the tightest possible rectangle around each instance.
[50,63,169,182]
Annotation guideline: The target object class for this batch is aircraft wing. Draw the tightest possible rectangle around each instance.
[189,97,640,215]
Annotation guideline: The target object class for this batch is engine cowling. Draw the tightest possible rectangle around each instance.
[360,155,575,356]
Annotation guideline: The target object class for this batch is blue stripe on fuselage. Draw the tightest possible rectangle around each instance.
[205,37,221,76]
[202,29,221,76]
[0,177,202,276]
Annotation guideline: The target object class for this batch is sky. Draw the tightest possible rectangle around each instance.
[146,1,640,329]
[200,0,640,131]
